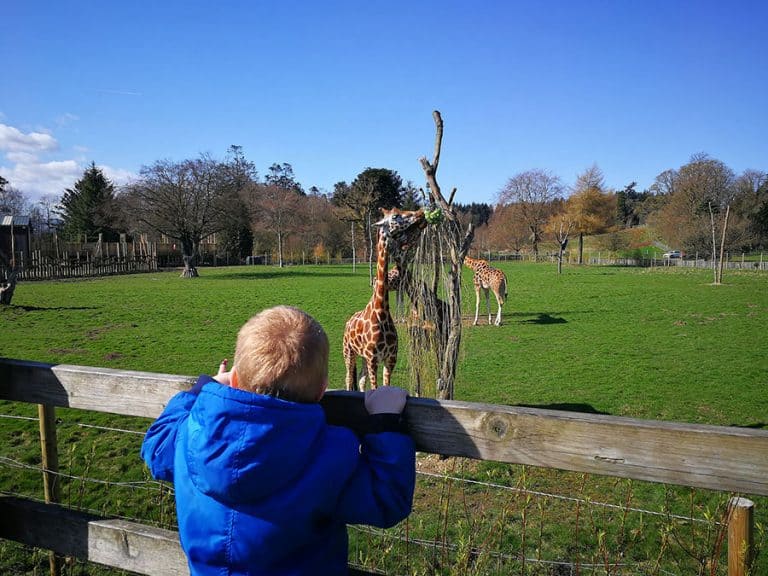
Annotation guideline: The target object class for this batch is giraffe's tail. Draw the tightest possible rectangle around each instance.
[500,275,508,306]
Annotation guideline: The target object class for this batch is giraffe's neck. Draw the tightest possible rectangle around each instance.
[372,229,389,313]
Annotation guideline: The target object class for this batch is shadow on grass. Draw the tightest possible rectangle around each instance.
[203,269,358,281]
[734,422,768,430]
[10,305,98,312]
[519,402,611,415]
[518,312,568,325]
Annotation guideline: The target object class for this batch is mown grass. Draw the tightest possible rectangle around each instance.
[1,263,766,574]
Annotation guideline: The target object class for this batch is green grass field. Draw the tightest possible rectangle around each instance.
[3,263,765,424]
[1,263,766,574]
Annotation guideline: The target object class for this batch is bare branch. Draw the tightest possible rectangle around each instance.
[431,110,443,172]
[447,187,457,207]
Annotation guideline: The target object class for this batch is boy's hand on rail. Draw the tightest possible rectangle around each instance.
[365,386,407,415]
[213,359,232,386]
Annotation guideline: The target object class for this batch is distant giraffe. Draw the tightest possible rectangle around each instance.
[464,256,508,326]
[343,208,425,391]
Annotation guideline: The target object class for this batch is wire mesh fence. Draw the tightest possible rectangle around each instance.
[2,407,761,576]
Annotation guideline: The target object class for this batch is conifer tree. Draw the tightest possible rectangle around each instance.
[58,163,119,241]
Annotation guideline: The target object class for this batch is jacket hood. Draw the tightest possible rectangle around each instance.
[184,383,326,504]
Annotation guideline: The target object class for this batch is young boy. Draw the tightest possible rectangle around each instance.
[141,305,415,576]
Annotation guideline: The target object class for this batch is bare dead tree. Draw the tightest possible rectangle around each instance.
[401,110,474,400]
[550,214,575,275]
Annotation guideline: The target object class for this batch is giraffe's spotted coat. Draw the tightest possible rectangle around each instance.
[342,208,425,391]
[464,256,508,326]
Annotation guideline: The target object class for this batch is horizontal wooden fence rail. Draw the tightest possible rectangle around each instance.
[2,358,767,495]
[1,357,766,576]
[0,497,373,576]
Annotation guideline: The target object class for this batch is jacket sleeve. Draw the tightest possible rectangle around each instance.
[335,430,416,528]
[140,377,209,481]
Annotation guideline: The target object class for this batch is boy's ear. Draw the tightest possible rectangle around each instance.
[315,377,328,402]
[231,368,239,389]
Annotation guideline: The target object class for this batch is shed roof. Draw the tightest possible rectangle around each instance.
[0,215,31,227]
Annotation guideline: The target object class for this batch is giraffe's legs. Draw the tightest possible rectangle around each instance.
[344,350,357,391]
[494,291,503,326]
[473,286,481,325]
[365,360,378,391]
[383,357,396,387]
[484,288,492,325]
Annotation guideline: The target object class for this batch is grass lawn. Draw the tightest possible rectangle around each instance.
[1,262,766,574]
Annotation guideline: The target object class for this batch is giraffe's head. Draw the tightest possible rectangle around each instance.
[375,207,426,242]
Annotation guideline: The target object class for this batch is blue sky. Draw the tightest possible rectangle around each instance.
[2,1,766,205]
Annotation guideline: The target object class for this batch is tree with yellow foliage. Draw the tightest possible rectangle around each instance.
[565,165,616,263]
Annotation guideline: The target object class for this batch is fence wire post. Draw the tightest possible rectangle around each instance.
[38,404,62,576]
[727,497,754,576]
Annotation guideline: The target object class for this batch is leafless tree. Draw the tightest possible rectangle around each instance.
[546,212,575,274]
[255,183,302,267]
[653,154,738,281]
[498,169,564,258]
[0,179,30,215]
[124,155,231,277]
[486,203,530,254]
[402,110,474,400]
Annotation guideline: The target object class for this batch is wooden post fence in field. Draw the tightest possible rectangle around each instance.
[1,357,766,575]
[37,403,62,576]
[728,497,755,576]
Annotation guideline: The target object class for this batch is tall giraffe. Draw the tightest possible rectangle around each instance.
[464,256,508,326]
[343,207,425,391]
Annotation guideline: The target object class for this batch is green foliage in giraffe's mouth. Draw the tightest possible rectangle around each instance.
[424,207,444,225]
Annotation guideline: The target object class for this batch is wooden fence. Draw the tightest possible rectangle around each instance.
[4,257,158,281]
[0,358,765,575]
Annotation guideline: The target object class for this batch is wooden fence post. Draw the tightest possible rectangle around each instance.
[38,404,62,576]
[727,497,754,576]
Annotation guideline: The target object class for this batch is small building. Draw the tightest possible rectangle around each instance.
[0,215,32,264]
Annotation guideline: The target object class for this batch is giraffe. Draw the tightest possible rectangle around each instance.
[387,265,402,292]
[343,207,426,391]
[464,256,508,326]
[386,264,407,320]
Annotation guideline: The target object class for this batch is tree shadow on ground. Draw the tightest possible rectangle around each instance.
[519,402,611,416]
[204,269,358,281]
[9,305,98,312]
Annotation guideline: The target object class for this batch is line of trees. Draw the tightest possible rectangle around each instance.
[477,158,767,271]
[2,150,767,282]
[2,146,420,279]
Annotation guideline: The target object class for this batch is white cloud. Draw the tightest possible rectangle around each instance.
[0,123,58,153]
[55,113,80,127]
[0,122,136,202]
[3,158,81,197]
[5,151,39,164]
[99,165,135,187]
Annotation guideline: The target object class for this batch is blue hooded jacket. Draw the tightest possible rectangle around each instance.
[141,376,415,576]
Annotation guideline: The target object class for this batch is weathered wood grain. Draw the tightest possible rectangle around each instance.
[0,497,377,576]
[0,496,187,576]
[2,357,768,495]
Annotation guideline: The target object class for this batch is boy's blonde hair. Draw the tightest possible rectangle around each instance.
[234,306,329,403]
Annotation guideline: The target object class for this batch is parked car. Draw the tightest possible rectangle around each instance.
[663,250,682,259]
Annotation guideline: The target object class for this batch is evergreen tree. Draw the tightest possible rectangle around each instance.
[58,163,119,241]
